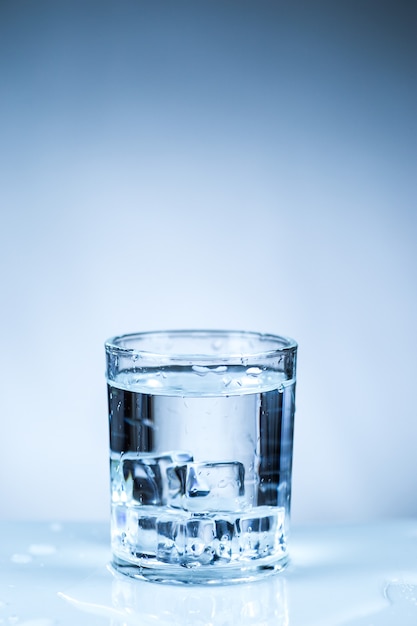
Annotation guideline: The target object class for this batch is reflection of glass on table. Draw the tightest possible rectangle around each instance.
[110,564,289,626]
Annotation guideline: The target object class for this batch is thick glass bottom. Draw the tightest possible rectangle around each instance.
[111,552,289,585]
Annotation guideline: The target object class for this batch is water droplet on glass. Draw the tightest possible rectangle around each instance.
[146,378,162,388]
[211,339,223,351]
[214,365,227,372]
[192,365,210,375]
[246,367,262,376]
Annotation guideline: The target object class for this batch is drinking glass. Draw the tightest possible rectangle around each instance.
[105,330,297,584]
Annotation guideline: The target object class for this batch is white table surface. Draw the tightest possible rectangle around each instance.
[1,519,416,625]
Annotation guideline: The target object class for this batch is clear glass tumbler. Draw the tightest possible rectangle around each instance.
[105,330,297,584]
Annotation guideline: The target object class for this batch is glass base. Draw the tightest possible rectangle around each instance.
[111,553,289,585]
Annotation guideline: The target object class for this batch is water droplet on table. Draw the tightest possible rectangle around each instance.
[10,554,32,564]
[28,544,56,556]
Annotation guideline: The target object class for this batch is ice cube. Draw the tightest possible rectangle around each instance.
[125,506,159,556]
[184,461,246,512]
[156,513,217,566]
[156,512,188,563]
[184,517,216,565]
[122,458,162,505]
[238,506,285,559]
[120,451,193,506]
[212,516,238,562]
[166,464,187,508]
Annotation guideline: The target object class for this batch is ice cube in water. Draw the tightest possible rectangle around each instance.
[167,461,246,512]
[120,451,193,506]
[239,506,285,559]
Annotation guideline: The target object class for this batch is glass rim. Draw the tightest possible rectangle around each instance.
[105,329,297,363]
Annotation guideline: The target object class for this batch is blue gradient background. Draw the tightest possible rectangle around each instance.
[0,1,415,523]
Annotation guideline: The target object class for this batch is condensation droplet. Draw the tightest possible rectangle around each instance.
[192,365,210,375]
[246,367,262,376]
[142,418,156,429]
[146,378,162,388]
[211,339,223,351]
